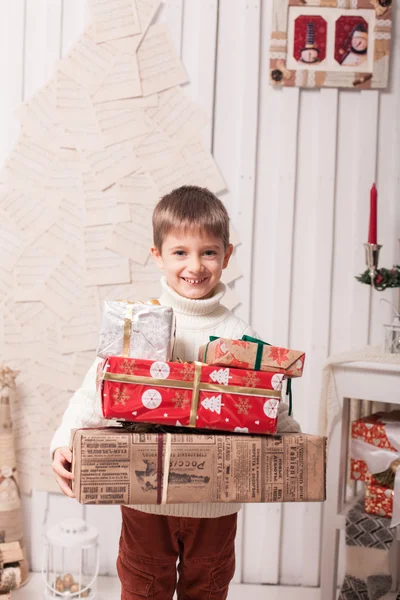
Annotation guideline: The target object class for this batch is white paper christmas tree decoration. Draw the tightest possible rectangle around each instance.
[0,0,241,493]
[201,395,224,415]
[209,368,231,385]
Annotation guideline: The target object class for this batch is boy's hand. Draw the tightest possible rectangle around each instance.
[52,447,75,498]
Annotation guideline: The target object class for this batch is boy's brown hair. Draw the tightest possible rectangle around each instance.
[152,185,230,250]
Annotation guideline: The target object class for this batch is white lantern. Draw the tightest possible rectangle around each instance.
[41,518,99,599]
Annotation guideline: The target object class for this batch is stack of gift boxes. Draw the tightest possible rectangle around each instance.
[351,412,400,523]
[72,300,326,506]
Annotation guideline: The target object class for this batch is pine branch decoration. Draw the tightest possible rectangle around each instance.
[355,265,400,290]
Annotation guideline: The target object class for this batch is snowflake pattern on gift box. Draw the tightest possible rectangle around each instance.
[134,313,172,356]
[142,389,162,409]
[121,359,137,375]
[150,361,170,379]
[98,316,124,356]
[234,397,252,415]
[243,371,260,388]
[112,388,130,406]
[267,347,289,366]
[263,398,279,419]
[180,363,195,380]
[172,391,190,409]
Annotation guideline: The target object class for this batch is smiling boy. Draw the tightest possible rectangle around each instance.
[51,185,300,600]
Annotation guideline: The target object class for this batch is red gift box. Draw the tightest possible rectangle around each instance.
[351,412,400,485]
[100,357,284,435]
[365,483,393,519]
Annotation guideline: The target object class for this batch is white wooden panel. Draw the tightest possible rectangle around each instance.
[280,88,319,585]
[303,89,338,587]
[158,0,183,55]
[27,491,48,573]
[329,91,362,356]
[24,0,63,100]
[244,86,300,585]
[295,89,338,587]
[232,0,260,323]
[0,0,25,166]
[213,0,242,219]
[85,505,121,576]
[181,0,218,148]
[251,4,282,341]
[370,25,400,344]
[349,91,379,348]
[21,492,33,568]
[61,0,86,56]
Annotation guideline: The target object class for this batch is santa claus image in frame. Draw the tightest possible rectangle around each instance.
[338,23,369,67]
[299,21,321,64]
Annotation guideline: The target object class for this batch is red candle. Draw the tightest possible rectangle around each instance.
[368,183,378,245]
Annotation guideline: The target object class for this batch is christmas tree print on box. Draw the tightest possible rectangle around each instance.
[201,395,224,415]
[101,357,284,434]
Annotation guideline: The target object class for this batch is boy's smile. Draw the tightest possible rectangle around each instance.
[151,229,233,300]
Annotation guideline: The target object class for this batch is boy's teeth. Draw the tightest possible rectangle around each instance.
[185,278,205,284]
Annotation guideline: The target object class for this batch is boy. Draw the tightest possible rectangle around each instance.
[52,185,300,600]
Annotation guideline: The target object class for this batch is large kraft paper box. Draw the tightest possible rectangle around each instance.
[72,428,326,505]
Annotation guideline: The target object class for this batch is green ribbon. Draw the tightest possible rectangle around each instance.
[203,335,293,416]
[286,378,292,416]
[241,335,271,371]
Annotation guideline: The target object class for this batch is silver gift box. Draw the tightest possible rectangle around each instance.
[97,301,175,360]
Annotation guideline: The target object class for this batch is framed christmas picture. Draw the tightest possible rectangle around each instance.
[270,0,392,89]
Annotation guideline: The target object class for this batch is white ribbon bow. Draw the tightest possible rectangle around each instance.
[351,419,400,527]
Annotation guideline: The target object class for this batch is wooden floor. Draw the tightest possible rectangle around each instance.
[13,573,400,599]
[12,573,323,599]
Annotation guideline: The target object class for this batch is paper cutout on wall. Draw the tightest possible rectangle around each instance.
[0,0,238,493]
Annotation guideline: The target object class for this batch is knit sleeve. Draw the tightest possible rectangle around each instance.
[50,357,115,457]
[242,324,260,339]
[276,401,302,433]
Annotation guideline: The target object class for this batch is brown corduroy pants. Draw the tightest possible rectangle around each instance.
[117,507,237,600]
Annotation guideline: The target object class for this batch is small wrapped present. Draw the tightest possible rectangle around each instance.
[350,411,400,526]
[365,484,394,519]
[97,300,175,361]
[100,357,285,435]
[198,335,305,377]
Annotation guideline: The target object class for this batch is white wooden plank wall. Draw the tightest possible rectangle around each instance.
[1,0,400,591]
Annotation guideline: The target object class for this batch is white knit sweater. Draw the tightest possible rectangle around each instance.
[51,277,300,518]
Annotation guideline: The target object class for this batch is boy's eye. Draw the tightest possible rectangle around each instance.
[174,251,186,256]
[203,250,217,256]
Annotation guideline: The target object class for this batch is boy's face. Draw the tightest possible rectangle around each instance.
[151,228,233,300]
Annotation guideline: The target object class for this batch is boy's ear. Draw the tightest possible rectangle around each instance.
[222,244,234,269]
[150,246,164,270]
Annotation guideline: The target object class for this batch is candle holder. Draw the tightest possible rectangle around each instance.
[364,243,383,290]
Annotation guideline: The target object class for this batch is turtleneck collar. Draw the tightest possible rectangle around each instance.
[159,276,226,317]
